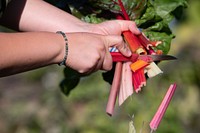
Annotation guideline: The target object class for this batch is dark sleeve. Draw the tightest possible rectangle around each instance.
[0,0,10,17]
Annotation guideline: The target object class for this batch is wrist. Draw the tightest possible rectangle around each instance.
[87,23,107,35]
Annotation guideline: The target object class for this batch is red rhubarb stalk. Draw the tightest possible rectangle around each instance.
[116,2,144,54]
[118,0,130,20]
[111,52,139,62]
[140,68,146,86]
[132,71,141,93]
[117,0,157,55]
[123,31,143,53]
[149,83,177,132]
[106,62,123,116]
[138,34,152,49]
[132,68,147,93]
[116,0,149,94]
[138,33,156,55]
[116,15,142,53]
[137,69,143,89]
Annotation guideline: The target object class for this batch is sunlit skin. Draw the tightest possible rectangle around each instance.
[0,0,141,77]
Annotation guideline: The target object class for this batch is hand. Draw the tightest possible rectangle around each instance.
[65,32,131,74]
[90,20,141,35]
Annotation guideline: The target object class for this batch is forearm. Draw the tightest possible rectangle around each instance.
[0,0,92,32]
[0,32,65,77]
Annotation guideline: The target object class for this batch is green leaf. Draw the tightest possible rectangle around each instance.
[150,0,188,19]
[60,67,81,96]
[82,14,105,23]
[133,0,187,54]
[144,31,175,54]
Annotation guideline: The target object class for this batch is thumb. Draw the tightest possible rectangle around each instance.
[104,35,132,57]
[116,20,141,35]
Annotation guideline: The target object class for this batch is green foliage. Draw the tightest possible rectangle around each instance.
[144,31,175,54]
[60,67,81,96]
[134,0,187,54]
[66,0,187,54]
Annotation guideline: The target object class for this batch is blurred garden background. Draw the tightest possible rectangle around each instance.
[0,0,200,133]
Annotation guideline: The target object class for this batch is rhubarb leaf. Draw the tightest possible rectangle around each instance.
[60,67,81,96]
[143,31,175,54]
[70,0,187,54]
[134,0,187,53]
[149,0,188,19]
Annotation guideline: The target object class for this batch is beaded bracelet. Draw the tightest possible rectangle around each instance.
[56,31,68,66]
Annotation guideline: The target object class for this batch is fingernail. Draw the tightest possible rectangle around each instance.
[136,28,142,34]
[127,49,132,56]
[138,28,142,32]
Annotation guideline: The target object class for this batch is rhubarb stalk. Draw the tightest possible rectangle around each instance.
[130,59,149,72]
[116,0,147,94]
[116,1,145,54]
[118,62,133,106]
[149,83,177,132]
[106,62,122,116]
[123,31,145,54]
[117,0,130,20]
[145,62,163,78]
[132,68,146,93]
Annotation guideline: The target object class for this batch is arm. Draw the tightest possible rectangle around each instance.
[0,0,140,35]
[0,0,137,77]
[0,32,131,77]
[0,32,65,76]
[0,0,91,32]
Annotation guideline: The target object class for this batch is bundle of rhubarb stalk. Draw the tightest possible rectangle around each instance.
[105,0,176,116]
[103,1,181,132]
[59,0,187,132]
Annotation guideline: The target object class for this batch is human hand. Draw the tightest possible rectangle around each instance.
[90,20,141,36]
[65,32,131,74]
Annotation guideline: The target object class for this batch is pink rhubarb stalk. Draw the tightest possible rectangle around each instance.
[149,83,177,132]
[106,62,122,116]
[118,62,133,106]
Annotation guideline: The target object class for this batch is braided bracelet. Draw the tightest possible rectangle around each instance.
[56,31,68,66]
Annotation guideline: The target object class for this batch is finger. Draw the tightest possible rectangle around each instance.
[116,20,141,35]
[116,40,132,57]
[104,35,131,57]
[102,51,113,71]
